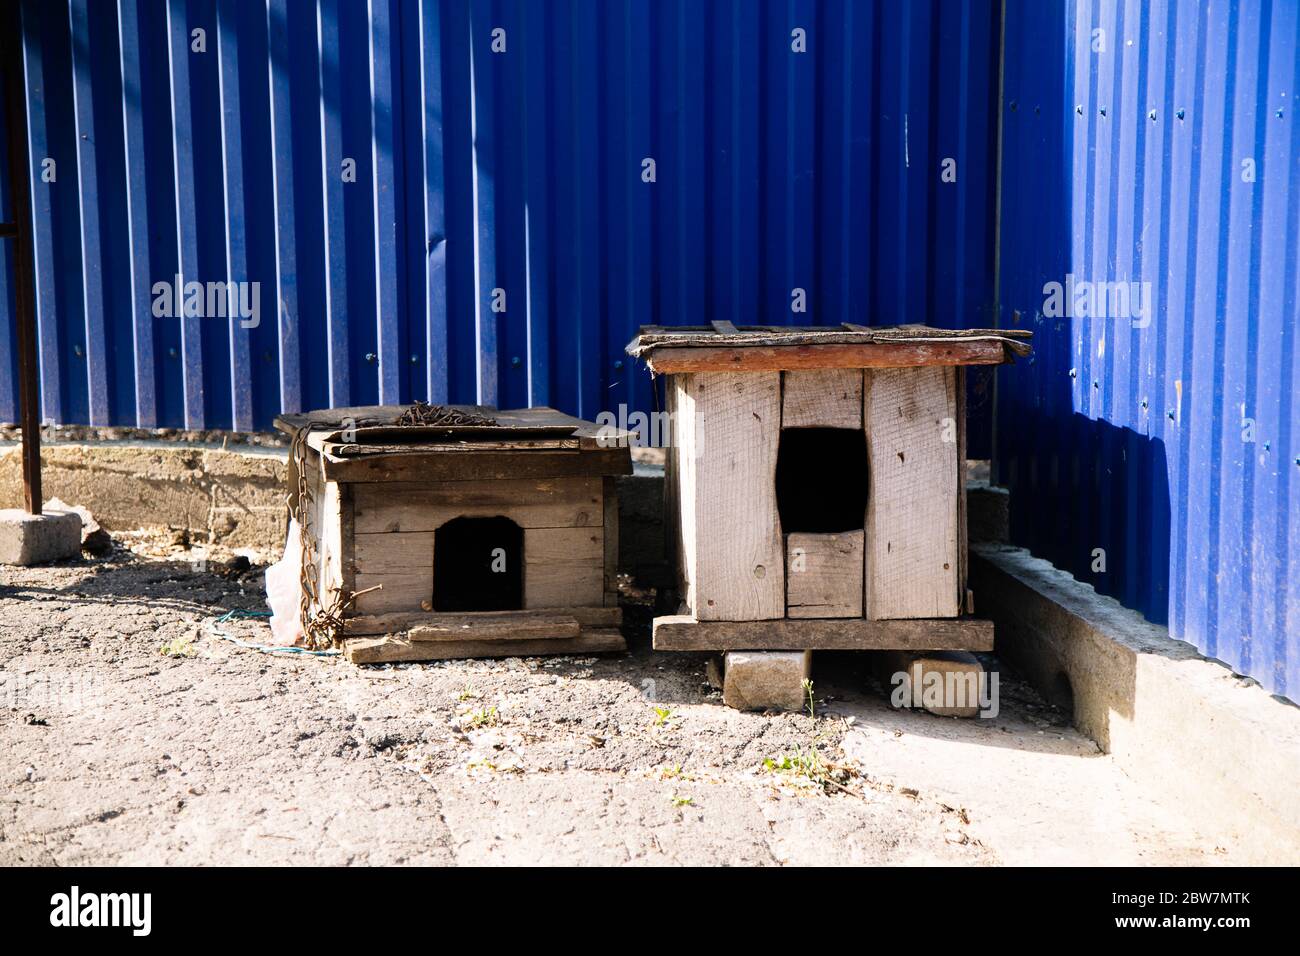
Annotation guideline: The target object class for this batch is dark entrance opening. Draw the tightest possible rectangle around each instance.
[774,428,869,533]
[433,516,524,612]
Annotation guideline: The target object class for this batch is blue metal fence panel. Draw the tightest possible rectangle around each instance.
[0,0,1001,448]
[997,0,1300,701]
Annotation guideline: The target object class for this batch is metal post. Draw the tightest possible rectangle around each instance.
[2,2,42,514]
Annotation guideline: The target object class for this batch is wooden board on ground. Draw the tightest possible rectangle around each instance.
[785,530,864,618]
[781,369,863,429]
[406,612,580,642]
[683,371,784,620]
[344,628,626,664]
[342,605,621,637]
[863,367,961,619]
[652,614,992,652]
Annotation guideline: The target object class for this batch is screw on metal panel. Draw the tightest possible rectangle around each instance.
[1168,409,1176,420]
[1148,109,1157,121]
[168,348,178,358]
[1099,106,1107,117]
[614,359,624,370]
[1263,442,1271,451]
[1076,104,1083,115]
[1092,380,1099,389]
[510,356,521,368]
[1140,399,1149,409]
[1294,457,1299,466]
[409,354,419,364]
[365,352,376,363]
[1277,109,1285,119]
[1034,105,1041,114]
[73,345,83,358]
[1176,108,1186,120]
[1010,100,1018,111]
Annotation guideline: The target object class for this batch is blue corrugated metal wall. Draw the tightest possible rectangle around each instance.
[0,0,1001,450]
[997,0,1300,700]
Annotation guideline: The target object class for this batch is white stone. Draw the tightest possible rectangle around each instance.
[722,650,811,712]
[0,508,82,565]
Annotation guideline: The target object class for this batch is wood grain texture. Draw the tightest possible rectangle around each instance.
[602,477,619,607]
[344,628,627,664]
[524,526,604,608]
[342,605,621,637]
[667,375,697,612]
[863,367,961,619]
[406,612,580,642]
[645,341,1007,374]
[687,372,784,620]
[652,615,992,651]
[781,369,863,429]
[353,531,434,574]
[353,478,602,533]
[322,448,631,483]
[785,530,864,618]
[353,569,433,614]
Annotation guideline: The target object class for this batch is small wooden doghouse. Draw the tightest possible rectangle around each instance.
[625,324,1031,655]
[273,404,632,664]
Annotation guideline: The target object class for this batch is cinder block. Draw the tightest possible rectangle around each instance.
[723,650,811,712]
[0,508,83,566]
[875,650,985,718]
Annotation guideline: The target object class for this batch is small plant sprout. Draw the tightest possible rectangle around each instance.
[652,706,674,727]
[803,678,816,718]
[457,684,478,702]
[671,792,693,807]
[463,706,499,730]
[158,635,196,658]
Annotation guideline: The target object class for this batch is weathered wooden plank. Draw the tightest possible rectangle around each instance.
[602,476,619,607]
[667,375,696,612]
[652,615,992,651]
[956,367,970,608]
[686,372,784,620]
[353,477,602,533]
[407,612,580,642]
[645,341,1007,374]
[353,531,435,574]
[322,448,631,483]
[524,526,604,608]
[353,569,433,614]
[785,530,864,618]
[342,605,621,636]
[344,628,627,664]
[863,367,961,619]
[781,369,863,429]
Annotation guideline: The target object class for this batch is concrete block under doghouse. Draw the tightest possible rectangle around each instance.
[627,324,1032,711]
[273,403,633,663]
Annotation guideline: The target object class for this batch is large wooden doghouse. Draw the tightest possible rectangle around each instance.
[625,325,1031,669]
[273,404,632,664]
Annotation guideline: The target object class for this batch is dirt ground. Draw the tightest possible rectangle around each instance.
[0,538,1233,866]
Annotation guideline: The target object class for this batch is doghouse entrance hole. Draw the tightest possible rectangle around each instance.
[432,516,524,612]
[775,428,869,533]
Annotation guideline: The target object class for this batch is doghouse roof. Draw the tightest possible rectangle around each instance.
[625,323,1032,374]
[274,404,633,483]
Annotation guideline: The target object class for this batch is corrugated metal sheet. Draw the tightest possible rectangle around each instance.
[0,0,1001,450]
[997,0,1300,700]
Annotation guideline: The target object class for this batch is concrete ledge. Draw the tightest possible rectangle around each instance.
[0,442,287,551]
[972,542,1300,863]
